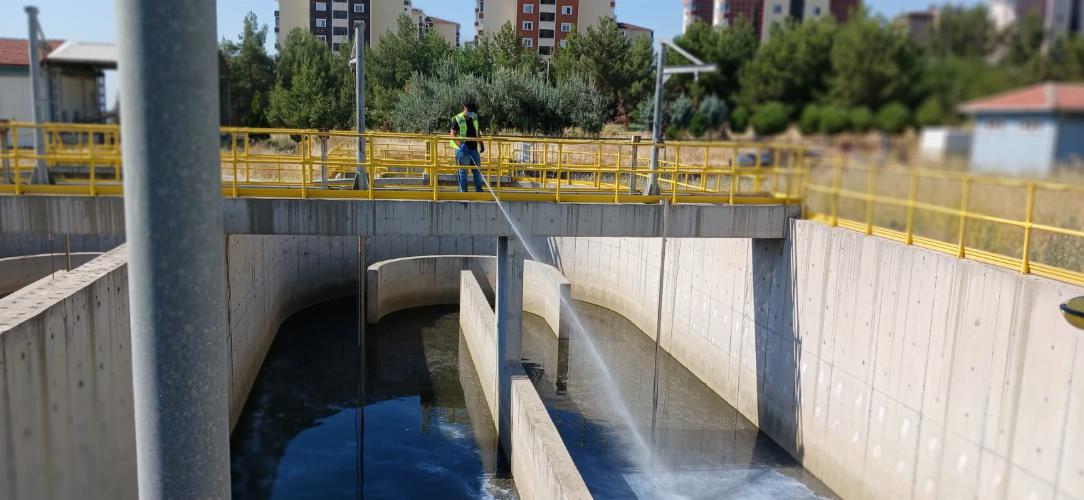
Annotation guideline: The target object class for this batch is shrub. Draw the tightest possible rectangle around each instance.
[799,105,822,135]
[819,106,850,135]
[687,112,707,138]
[668,95,695,130]
[751,102,789,136]
[848,106,874,133]
[915,98,945,127]
[729,106,750,133]
[875,102,911,134]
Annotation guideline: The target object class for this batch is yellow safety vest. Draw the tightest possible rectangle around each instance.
[450,112,481,148]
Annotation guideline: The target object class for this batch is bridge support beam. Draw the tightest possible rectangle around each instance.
[495,236,524,453]
[116,0,231,498]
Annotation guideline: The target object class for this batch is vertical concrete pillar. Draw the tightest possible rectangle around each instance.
[116,0,230,498]
[495,236,523,452]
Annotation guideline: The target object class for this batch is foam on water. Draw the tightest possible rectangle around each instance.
[623,469,829,500]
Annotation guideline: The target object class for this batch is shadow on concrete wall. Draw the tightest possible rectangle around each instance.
[751,237,805,463]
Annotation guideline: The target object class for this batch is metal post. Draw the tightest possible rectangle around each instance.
[645,47,666,196]
[320,130,329,190]
[0,121,10,184]
[26,6,50,185]
[629,135,640,195]
[495,236,523,453]
[116,1,231,498]
[352,24,368,190]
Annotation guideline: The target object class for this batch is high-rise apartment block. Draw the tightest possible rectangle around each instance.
[1017,0,1084,36]
[275,0,461,53]
[475,0,617,56]
[683,0,859,41]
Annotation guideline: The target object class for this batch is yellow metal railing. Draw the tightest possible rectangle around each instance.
[2,122,1083,288]
[804,161,1084,287]
[0,122,804,205]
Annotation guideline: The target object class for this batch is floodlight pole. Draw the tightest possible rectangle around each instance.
[644,41,716,197]
[25,6,50,184]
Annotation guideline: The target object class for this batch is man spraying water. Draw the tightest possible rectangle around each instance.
[450,101,486,193]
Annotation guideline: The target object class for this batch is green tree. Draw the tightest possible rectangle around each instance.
[668,95,695,130]
[455,22,543,76]
[849,106,873,132]
[738,18,838,114]
[751,102,790,136]
[673,20,758,105]
[365,16,452,127]
[1004,13,1045,66]
[875,102,911,134]
[819,105,850,134]
[698,95,728,137]
[219,13,275,127]
[555,17,655,123]
[798,105,821,135]
[267,29,353,129]
[914,97,945,127]
[927,6,996,59]
[828,11,918,109]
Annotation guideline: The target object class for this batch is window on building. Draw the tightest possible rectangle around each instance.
[813,6,821,15]
[353,3,364,12]
[559,39,568,48]
[524,4,535,14]
[315,2,327,11]
[540,0,555,4]
[316,18,328,27]
[333,10,348,18]
[318,35,327,42]
[333,27,348,35]
[560,22,572,32]
[540,29,554,38]
[523,20,534,30]
[332,42,341,51]
[772,3,782,14]
[540,12,556,21]
[539,46,553,55]
[986,119,1004,129]
[523,37,534,47]
[1021,120,1043,130]
[561,5,573,15]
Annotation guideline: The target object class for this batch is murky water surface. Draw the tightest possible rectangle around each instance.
[231,300,517,499]
[520,301,837,499]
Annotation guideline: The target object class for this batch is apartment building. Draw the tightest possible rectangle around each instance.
[275,0,460,52]
[684,0,859,41]
[1018,0,1084,36]
[475,0,617,56]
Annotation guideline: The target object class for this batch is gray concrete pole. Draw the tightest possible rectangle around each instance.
[353,24,368,190]
[25,7,50,184]
[495,236,523,453]
[628,135,640,195]
[645,47,666,196]
[116,0,231,498]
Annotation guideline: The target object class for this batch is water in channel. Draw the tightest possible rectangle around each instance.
[520,301,838,500]
[230,299,517,499]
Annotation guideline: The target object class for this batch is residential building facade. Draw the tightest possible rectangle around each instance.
[1018,0,1084,36]
[684,1,860,40]
[275,0,460,52]
[618,21,654,41]
[989,0,1018,30]
[475,0,616,56]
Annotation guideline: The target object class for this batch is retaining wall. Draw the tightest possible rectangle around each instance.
[458,270,590,500]
[0,235,359,499]
[544,220,1084,500]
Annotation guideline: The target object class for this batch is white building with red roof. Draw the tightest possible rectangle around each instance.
[961,82,1084,175]
[0,38,116,131]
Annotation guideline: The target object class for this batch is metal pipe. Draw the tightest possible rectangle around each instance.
[645,47,666,196]
[116,0,231,497]
[25,6,50,185]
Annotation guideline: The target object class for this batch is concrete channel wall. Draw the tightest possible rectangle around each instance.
[368,255,571,338]
[544,220,1084,500]
[0,252,103,295]
[0,236,359,499]
[459,270,590,500]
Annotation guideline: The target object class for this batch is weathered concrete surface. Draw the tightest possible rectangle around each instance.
[0,195,799,239]
[543,220,1084,500]
[0,233,122,259]
[0,236,359,499]
[458,270,590,500]
[367,255,570,338]
[0,253,102,295]
[0,247,137,500]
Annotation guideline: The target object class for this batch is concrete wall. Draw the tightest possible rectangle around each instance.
[458,270,590,500]
[0,233,122,259]
[544,220,1084,500]
[366,254,570,337]
[0,235,359,499]
[0,252,102,295]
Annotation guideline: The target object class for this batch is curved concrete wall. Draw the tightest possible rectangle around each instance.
[0,235,360,499]
[367,255,571,338]
[544,220,1084,500]
[0,252,102,295]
